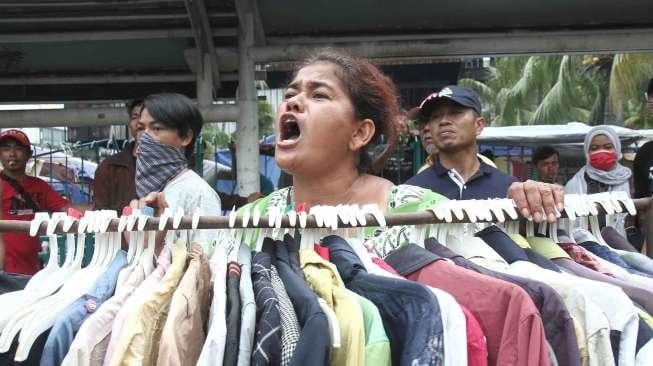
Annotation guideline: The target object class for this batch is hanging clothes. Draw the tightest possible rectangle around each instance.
[237,244,257,366]
[62,256,148,366]
[104,246,172,365]
[197,243,229,366]
[262,240,301,366]
[427,238,580,366]
[157,244,211,366]
[250,251,282,366]
[385,243,550,366]
[476,227,582,366]
[345,289,392,366]
[300,248,366,366]
[111,240,187,366]
[274,241,330,366]
[323,235,445,366]
[224,261,243,366]
[41,251,127,366]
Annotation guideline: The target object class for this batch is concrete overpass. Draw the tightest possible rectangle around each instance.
[1,0,652,192]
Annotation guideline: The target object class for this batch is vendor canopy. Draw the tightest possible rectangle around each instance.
[478,122,653,147]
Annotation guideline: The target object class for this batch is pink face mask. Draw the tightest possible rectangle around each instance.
[588,150,617,171]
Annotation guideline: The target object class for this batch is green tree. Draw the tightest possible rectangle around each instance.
[258,100,274,138]
[459,53,653,127]
[202,124,232,159]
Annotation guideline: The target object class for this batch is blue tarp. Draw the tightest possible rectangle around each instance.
[478,144,532,157]
[215,135,280,197]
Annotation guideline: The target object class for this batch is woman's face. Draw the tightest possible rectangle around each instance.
[589,134,615,153]
[275,62,371,175]
[138,108,192,150]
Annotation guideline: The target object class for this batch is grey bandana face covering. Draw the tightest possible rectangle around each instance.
[135,131,188,198]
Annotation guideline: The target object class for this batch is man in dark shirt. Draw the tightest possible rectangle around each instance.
[406,85,517,199]
[633,78,653,199]
[92,99,143,211]
[532,145,560,184]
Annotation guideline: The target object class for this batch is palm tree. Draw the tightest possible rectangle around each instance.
[460,53,653,127]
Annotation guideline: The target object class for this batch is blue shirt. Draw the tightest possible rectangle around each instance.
[405,158,517,199]
[40,251,128,366]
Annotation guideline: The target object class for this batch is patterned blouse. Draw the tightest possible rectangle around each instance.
[238,184,447,258]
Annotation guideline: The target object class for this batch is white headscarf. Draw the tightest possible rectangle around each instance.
[565,125,631,236]
[581,125,632,186]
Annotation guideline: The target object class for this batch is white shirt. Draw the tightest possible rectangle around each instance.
[163,170,221,252]
[237,244,256,366]
[508,261,639,366]
[428,287,467,366]
[197,243,228,366]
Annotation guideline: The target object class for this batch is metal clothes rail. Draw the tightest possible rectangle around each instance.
[0,197,650,236]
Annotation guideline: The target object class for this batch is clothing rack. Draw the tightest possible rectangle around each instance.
[0,196,650,236]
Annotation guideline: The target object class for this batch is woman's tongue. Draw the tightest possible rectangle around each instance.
[283,122,301,141]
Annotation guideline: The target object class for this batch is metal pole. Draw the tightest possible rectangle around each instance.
[0,105,239,128]
[235,11,260,195]
[2,197,650,235]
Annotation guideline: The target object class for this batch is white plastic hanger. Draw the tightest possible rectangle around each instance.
[158,207,173,231]
[0,230,86,355]
[588,215,610,246]
[362,204,386,227]
[46,212,67,236]
[142,229,156,276]
[526,220,535,237]
[29,212,50,237]
[13,232,100,362]
[611,190,636,216]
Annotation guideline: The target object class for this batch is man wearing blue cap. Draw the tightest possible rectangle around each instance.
[406,85,519,200]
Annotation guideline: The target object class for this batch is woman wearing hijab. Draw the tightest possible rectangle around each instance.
[565,125,632,234]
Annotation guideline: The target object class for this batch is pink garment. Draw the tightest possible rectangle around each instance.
[371,257,400,276]
[103,247,172,365]
[63,264,146,366]
[461,305,489,366]
[314,244,330,261]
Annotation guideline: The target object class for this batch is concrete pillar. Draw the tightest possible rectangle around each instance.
[196,52,213,109]
[195,53,214,176]
[235,12,260,195]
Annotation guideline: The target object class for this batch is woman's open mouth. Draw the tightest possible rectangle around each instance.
[279,116,301,143]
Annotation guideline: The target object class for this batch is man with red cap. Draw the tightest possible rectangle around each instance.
[0,129,70,275]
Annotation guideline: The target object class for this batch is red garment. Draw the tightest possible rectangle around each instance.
[371,257,400,276]
[461,305,489,366]
[558,242,615,277]
[2,176,68,274]
[404,259,549,366]
[314,244,330,261]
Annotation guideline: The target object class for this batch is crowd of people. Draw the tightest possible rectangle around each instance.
[1,49,652,275]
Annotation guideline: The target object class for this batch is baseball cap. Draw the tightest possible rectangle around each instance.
[412,85,482,121]
[0,129,31,147]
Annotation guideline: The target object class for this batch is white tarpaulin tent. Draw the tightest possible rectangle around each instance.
[478,122,653,148]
